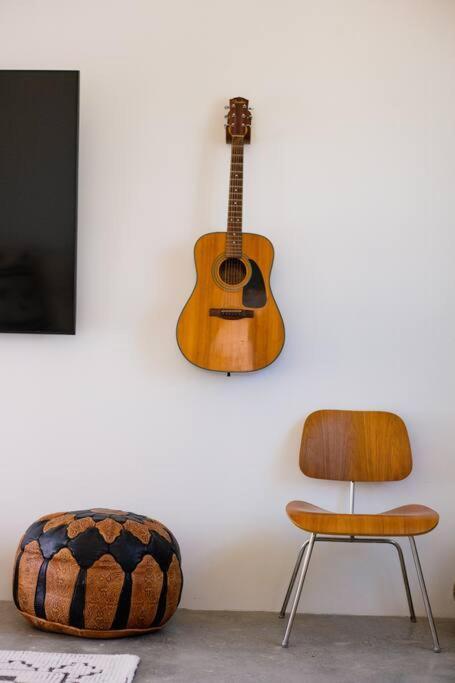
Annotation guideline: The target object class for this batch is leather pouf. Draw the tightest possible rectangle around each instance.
[13,509,183,638]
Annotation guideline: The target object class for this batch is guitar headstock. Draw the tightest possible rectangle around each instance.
[225,96,252,144]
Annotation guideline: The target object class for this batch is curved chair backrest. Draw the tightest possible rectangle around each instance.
[300,410,412,482]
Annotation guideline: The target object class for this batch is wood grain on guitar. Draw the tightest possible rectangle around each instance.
[176,97,285,373]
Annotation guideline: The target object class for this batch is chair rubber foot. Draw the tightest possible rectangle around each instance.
[433,646,441,653]
[410,616,417,623]
[278,614,285,619]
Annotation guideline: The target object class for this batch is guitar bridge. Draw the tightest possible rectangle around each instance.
[209,308,254,320]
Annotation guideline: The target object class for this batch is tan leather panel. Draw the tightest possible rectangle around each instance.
[144,520,172,544]
[85,554,124,630]
[20,611,162,638]
[96,518,123,543]
[44,548,80,625]
[124,520,150,544]
[17,540,43,615]
[67,517,95,539]
[162,554,182,625]
[43,513,75,532]
[38,511,65,522]
[127,555,163,629]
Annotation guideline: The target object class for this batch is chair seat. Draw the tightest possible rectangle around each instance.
[286,501,439,537]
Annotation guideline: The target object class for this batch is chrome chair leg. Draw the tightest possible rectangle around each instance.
[282,533,316,648]
[279,540,309,618]
[409,536,441,653]
[387,540,416,622]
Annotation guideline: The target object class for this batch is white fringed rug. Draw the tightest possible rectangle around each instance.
[0,650,139,682]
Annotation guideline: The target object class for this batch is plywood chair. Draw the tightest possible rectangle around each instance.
[280,410,441,652]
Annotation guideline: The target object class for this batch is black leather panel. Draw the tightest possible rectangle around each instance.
[34,559,48,619]
[67,528,109,569]
[110,531,146,574]
[69,567,86,629]
[12,550,23,608]
[111,572,132,630]
[39,525,69,560]
[148,531,174,573]
[21,520,46,549]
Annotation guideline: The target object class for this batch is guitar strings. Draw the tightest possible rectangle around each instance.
[229,137,242,296]
[225,132,244,309]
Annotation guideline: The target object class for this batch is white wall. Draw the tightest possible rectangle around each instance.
[1,0,455,618]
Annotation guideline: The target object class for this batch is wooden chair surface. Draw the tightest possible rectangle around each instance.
[300,410,413,482]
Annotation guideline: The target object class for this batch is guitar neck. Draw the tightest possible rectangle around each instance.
[226,137,244,257]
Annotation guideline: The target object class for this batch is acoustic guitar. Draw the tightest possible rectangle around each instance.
[176,97,285,374]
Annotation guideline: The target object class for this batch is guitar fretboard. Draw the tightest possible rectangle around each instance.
[226,137,244,257]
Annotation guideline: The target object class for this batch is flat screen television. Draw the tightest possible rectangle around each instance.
[0,70,79,334]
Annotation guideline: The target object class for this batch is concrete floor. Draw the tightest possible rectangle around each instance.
[0,602,454,682]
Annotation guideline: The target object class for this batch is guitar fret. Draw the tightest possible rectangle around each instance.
[226,137,244,255]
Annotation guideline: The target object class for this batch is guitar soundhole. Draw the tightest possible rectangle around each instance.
[219,258,247,285]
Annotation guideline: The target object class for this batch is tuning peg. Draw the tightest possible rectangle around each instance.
[224,105,230,109]
[248,107,254,111]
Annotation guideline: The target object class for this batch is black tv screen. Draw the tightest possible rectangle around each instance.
[0,70,79,334]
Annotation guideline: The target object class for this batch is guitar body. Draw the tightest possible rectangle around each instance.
[177,231,285,373]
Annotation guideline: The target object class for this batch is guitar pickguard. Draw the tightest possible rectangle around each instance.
[242,259,266,308]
